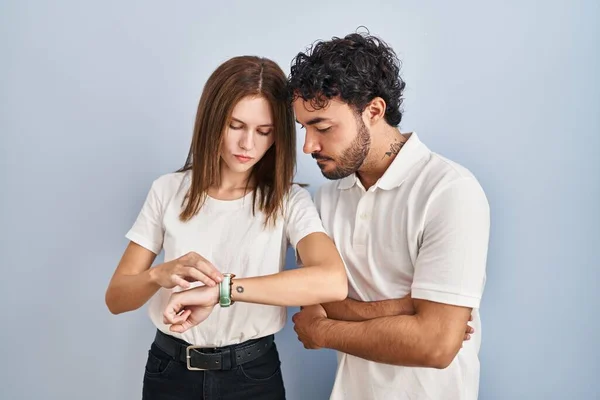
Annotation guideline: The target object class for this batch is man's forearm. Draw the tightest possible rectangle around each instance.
[322,296,414,322]
[315,315,452,368]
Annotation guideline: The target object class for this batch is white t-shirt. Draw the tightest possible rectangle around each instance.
[126,171,326,347]
[315,133,490,400]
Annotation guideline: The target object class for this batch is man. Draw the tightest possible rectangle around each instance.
[289,32,490,400]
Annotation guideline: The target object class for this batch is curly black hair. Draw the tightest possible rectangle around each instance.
[288,31,406,127]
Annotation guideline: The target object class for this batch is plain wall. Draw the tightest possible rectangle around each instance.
[1,1,598,399]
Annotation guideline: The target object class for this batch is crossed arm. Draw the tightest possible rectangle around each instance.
[322,295,416,321]
[295,297,473,369]
[293,178,488,369]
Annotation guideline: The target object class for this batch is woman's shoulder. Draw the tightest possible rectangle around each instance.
[149,171,190,199]
[282,183,317,211]
[286,183,312,199]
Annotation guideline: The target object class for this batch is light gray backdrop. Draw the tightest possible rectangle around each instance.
[1,1,598,399]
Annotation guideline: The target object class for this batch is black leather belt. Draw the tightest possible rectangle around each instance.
[153,329,274,371]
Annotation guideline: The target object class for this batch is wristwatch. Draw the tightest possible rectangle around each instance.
[219,273,236,307]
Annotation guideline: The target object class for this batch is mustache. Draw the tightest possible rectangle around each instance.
[311,153,333,161]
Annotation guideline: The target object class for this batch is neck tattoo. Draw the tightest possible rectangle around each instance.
[382,138,407,159]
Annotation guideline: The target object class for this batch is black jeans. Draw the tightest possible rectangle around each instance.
[142,337,286,400]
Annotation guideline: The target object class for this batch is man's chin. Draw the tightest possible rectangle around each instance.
[320,168,353,181]
[321,173,338,180]
[314,160,350,180]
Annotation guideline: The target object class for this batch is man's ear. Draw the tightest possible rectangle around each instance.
[363,97,387,125]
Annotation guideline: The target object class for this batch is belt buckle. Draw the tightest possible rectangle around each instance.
[186,345,207,371]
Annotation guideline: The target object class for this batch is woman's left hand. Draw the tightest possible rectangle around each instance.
[163,285,219,333]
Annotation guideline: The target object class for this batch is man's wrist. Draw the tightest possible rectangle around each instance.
[394,296,415,315]
[315,317,335,348]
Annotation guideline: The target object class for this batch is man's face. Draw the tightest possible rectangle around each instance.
[293,97,371,180]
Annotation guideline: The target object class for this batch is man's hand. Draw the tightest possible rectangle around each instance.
[292,304,328,349]
[150,251,223,289]
[465,314,474,341]
[163,285,219,333]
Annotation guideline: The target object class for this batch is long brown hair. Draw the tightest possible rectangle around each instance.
[178,56,296,225]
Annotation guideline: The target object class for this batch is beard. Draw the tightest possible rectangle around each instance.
[313,117,371,180]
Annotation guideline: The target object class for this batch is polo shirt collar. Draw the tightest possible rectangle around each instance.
[337,132,430,191]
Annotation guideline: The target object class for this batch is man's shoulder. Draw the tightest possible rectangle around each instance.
[314,180,340,203]
[424,152,477,179]
[412,152,488,215]
[417,152,483,191]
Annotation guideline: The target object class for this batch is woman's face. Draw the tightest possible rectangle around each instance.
[220,95,275,175]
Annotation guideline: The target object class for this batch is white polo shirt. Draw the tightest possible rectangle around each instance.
[315,133,490,400]
[126,171,326,347]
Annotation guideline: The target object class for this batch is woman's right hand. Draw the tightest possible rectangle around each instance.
[149,251,223,289]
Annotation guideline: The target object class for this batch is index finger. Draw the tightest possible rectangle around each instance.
[192,259,223,283]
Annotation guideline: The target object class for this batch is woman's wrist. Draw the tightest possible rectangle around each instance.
[176,285,219,307]
[209,284,220,305]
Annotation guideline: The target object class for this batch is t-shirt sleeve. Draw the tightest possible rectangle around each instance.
[125,179,166,255]
[285,185,327,249]
[411,178,490,309]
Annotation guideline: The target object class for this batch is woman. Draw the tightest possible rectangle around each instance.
[105,56,347,400]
